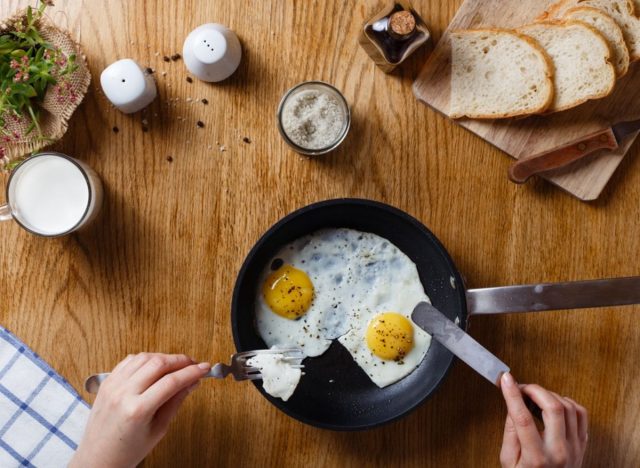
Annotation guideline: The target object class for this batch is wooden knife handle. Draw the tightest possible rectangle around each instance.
[508,129,619,184]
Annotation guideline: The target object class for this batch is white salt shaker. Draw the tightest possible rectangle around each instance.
[100,59,157,113]
[183,24,242,82]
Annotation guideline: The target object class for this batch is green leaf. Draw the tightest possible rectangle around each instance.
[35,80,45,96]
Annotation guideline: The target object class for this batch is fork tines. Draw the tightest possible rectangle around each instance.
[235,348,304,360]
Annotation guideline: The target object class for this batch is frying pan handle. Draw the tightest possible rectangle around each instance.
[466,276,640,316]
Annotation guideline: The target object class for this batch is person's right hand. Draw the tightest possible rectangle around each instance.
[70,353,211,468]
[500,372,588,468]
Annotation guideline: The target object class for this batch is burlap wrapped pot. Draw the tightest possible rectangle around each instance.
[0,8,91,170]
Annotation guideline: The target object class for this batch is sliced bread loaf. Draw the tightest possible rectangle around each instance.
[450,30,554,119]
[580,0,640,60]
[541,0,640,61]
[518,21,615,112]
[566,6,630,76]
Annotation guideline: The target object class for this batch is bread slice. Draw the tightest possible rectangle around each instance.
[541,0,640,61]
[450,30,554,119]
[518,21,615,112]
[566,6,630,76]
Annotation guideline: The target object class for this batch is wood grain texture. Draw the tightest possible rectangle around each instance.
[413,0,640,201]
[0,0,639,467]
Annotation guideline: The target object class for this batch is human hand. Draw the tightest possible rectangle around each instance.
[70,353,211,468]
[500,372,588,468]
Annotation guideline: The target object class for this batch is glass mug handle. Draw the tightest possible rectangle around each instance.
[0,203,12,221]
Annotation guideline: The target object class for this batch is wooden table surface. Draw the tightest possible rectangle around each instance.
[1,0,640,466]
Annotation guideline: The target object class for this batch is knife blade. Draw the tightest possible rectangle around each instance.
[412,302,543,421]
[411,302,509,386]
[508,117,640,184]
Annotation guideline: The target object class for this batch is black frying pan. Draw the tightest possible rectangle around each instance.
[231,199,640,430]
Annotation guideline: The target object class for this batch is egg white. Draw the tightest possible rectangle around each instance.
[255,228,432,387]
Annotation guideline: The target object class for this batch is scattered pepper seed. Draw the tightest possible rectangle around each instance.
[197,120,205,128]
[171,53,181,61]
[186,76,193,83]
[166,156,173,162]
[201,98,208,105]
[141,118,149,125]
[145,67,154,74]
[243,137,251,144]
[112,126,119,133]
[163,55,170,62]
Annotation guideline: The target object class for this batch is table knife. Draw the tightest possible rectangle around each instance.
[411,302,542,419]
[508,118,640,184]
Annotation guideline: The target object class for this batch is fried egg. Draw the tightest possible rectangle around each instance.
[254,228,432,388]
[247,351,303,402]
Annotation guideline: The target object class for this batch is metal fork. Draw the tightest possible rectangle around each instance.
[84,348,305,394]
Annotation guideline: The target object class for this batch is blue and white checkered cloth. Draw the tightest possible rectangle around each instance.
[0,327,89,467]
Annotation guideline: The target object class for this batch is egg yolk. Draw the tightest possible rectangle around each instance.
[263,265,314,320]
[366,312,414,361]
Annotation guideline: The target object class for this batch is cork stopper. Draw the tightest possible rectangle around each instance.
[389,10,416,37]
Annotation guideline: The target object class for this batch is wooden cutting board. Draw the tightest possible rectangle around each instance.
[413,0,640,201]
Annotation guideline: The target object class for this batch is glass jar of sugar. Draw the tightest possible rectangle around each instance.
[277,81,351,156]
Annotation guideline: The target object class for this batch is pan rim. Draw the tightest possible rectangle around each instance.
[231,198,467,431]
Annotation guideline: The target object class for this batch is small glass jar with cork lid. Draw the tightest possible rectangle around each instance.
[359,1,431,73]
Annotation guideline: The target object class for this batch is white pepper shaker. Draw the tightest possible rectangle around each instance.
[183,24,242,82]
[100,59,157,113]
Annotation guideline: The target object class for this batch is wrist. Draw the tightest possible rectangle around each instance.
[68,449,132,468]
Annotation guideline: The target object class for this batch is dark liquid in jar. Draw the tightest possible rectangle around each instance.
[365,4,428,64]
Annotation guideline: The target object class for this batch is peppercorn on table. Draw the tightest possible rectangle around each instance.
[1,0,640,466]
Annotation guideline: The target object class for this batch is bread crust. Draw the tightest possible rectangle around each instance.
[518,20,616,112]
[565,5,630,77]
[537,0,577,21]
[449,28,555,119]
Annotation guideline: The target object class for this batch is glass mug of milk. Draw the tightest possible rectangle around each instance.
[0,152,103,237]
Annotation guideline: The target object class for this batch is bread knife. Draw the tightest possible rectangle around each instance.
[411,302,542,420]
[508,118,640,184]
